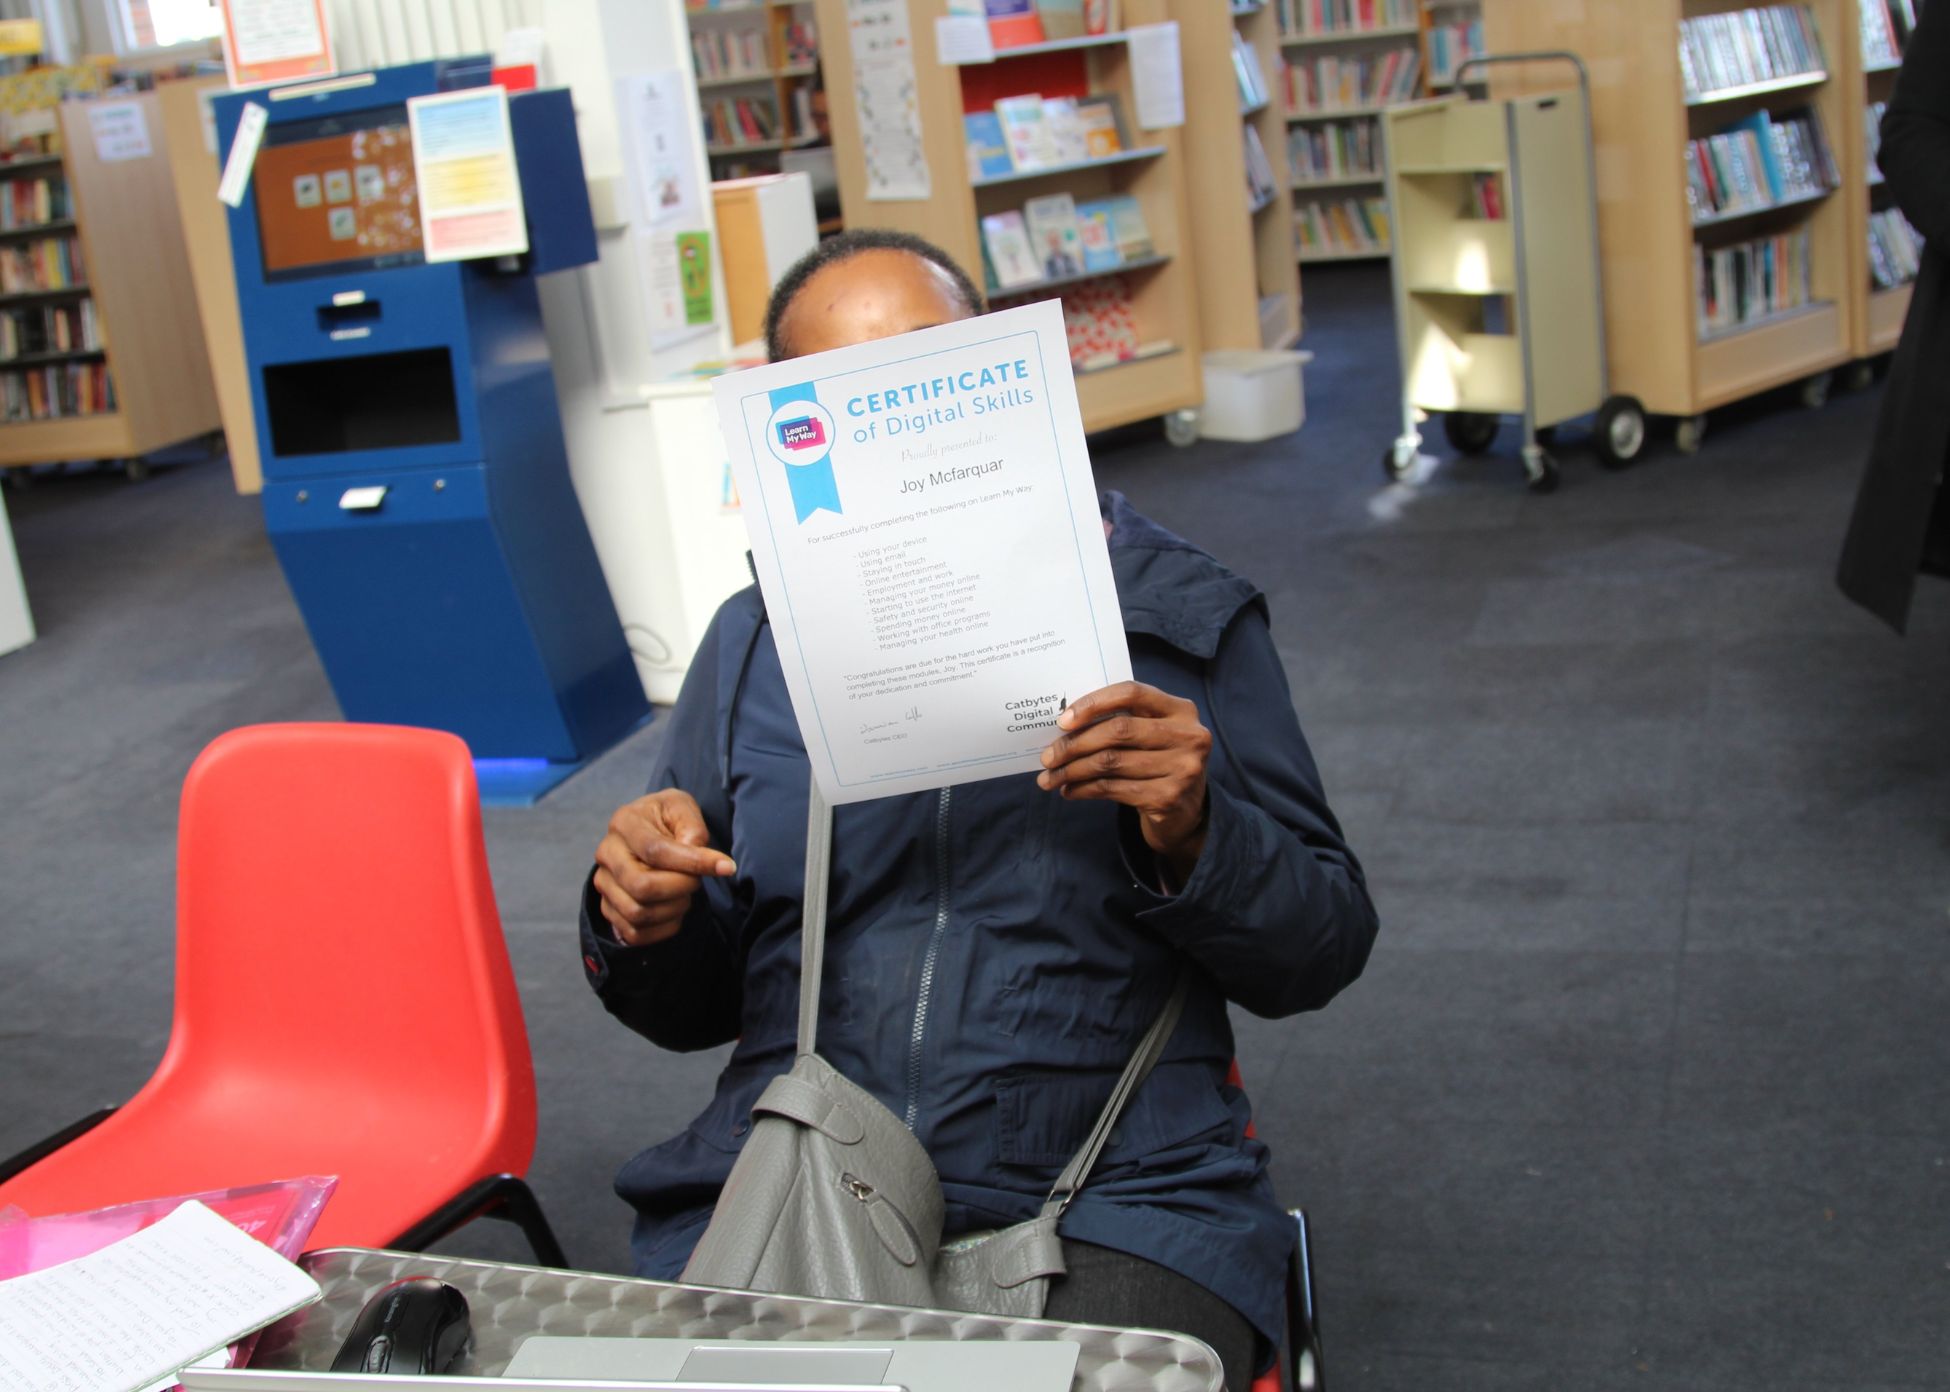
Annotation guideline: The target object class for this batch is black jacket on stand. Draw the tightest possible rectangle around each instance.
[1837,0,1950,633]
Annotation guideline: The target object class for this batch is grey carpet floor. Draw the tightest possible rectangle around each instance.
[2,265,1946,1389]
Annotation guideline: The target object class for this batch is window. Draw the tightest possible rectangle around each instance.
[117,0,224,52]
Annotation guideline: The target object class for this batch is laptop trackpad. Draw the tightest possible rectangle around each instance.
[678,1344,895,1384]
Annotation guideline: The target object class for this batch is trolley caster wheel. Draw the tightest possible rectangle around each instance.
[1593,394,1647,470]
[1382,441,1417,481]
[1799,371,1832,409]
[1442,410,1498,456]
[123,456,150,482]
[1843,361,1876,393]
[1163,409,1199,448]
[1524,450,1560,494]
[1674,414,1707,455]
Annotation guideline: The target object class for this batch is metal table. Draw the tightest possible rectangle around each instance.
[250,1248,1224,1392]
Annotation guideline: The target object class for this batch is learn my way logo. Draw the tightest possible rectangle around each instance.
[764,382,841,523]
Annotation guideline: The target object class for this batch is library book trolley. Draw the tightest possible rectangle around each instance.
[1380,52,1646,493]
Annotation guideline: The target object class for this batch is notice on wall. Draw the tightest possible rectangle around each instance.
[617,69,703,230]
[713,300,1132,804]
[1126,22,1185,130]
[845,0,931,201]
[407,85,529,263]
[218,0,333,90]
[88,101,150,162]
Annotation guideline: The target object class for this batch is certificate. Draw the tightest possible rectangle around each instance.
[714,300,1132,804]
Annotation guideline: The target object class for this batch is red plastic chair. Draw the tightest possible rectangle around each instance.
[0,723,565,1265]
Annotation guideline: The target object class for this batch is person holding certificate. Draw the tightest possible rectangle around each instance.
[579,230,1379,1391]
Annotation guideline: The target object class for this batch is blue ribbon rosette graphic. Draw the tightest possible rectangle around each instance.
[767,382,842,523]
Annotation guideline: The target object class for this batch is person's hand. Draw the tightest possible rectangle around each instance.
[1037,682,1212,880]
[592,790,736,947]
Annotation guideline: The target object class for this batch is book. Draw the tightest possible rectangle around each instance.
[1075,93,1126,156]
[1074,199,1124,271]
[1083,0,1118,35]
[1043,97,1089,164]
[1024,192,1086,279]
[980,210,1043,290]
[1243,125,1278,209]
[994,94,1058,169]
[986,0,1044,48]
[1057,275,1139,366]
[1103,192,1154,259]
[964,111,1014,180]
[1036,0,1086,40]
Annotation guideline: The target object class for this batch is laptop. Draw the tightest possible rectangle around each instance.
[179,1335,1079,1392]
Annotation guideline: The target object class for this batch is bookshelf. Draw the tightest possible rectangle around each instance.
[1485,0,1855,449]
[687,0,830,177]
[1174,0,1303,351]
[0,91,217,476]
[1420,0,1485,92]
[1842,0,1922,358]
[1279,0,1426,263]
[812,0,1204,439]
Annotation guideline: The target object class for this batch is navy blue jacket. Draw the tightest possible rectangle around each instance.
[579,493,1379,1348]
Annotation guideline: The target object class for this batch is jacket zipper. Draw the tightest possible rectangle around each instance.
[903,786,952,1130]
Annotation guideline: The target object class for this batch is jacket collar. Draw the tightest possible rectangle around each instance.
[1102,491,1261,660]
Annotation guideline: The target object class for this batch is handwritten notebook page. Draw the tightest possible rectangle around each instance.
[0,1200,321,1392]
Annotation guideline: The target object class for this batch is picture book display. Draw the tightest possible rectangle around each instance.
[1024,192,1086,279]
[981,210,1043,290]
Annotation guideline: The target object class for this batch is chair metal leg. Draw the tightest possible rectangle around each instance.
[390,1173,569,1270]
[0,1108,118,1186]
[1288,1209,1324,1392]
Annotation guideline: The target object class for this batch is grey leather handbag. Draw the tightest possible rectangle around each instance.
[681,773,1185,1318]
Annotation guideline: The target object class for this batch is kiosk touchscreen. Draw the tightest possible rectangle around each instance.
[215,61,644,798]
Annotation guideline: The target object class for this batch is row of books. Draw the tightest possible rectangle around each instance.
[1685,109,1837,224]
[1858,0,1920,67]
[1277,0,1417,37]
[1696,228,1812,337]
[0,235,82,295]
[1289,119,1382,184]
[0,174,66,231]
[1296,196,1390,256]
[984,0,1119,49]
[691,26,769,81]
[0,359,113,421]
[979,191,1154,293]
[1232,30,1271,111]
[1426,16,1484,86]
[0,299,97,361]
[1868,207,1922,289]
[1283,50,1420,113]
[702,95,782,149]
[1865,99,1887,173]
[1466,171,1503,220]
[1677,6,1825,102]
[964,93,1127,180]
[1244,126,1279,210]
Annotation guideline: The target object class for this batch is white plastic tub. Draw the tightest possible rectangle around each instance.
[1196,349,1312,443]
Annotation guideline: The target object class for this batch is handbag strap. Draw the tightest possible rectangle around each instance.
[796,772,1187,1201]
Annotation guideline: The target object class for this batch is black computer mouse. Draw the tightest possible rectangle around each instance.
[329,1276,471,1375]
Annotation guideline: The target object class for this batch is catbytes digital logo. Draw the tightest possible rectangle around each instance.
[764,384,842,523]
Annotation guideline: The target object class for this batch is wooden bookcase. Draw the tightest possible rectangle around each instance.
[811,0,1204,437]
[687,0,828,176]
[1841,0,1915,358]
[1279,0,1427,263]
[1484,0,1856,437]
[0,91,218,474]
[1175,0,1301,350]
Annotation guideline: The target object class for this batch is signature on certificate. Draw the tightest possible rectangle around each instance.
[904,705,924,723]
[860,719,901,735]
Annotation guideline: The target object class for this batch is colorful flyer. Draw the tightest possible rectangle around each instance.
[676,230,714,326]
[712,299,1131,804]
[406,85,529,264]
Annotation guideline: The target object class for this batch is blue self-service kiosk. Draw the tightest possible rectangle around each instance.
[214,60,647,798]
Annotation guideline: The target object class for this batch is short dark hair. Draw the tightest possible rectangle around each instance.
[763,228,985,362]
